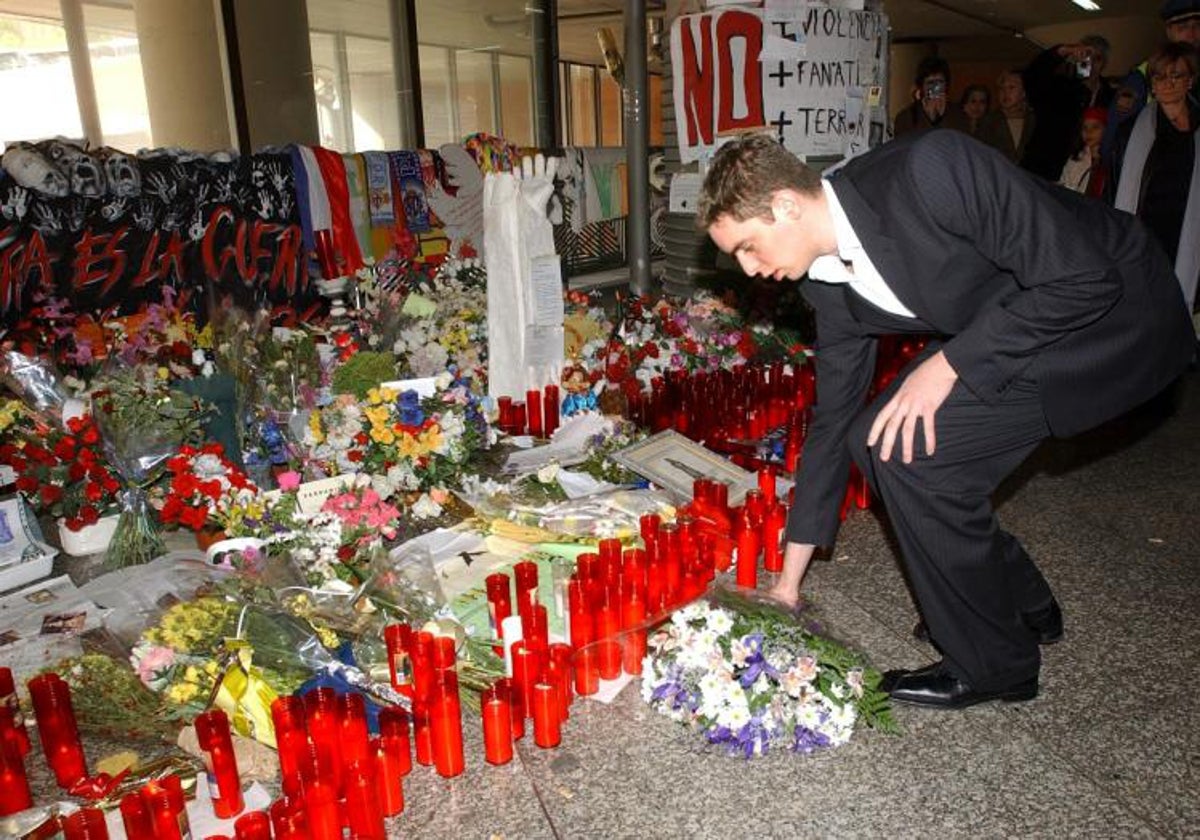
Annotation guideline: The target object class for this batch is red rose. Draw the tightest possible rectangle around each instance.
[15,475,38,493]
[78,505,99,525]
[178,504,210,532]
[84,482,105,502]
[54,437,77,461]
[39,484,63,506]
[65,416,85,435]
[80,425,99,445]
[347,450,364,463]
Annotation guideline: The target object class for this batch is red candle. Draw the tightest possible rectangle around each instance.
[232,811,271,840]
[481,685,514,765]
[527,389,544,438]
[531,683,561,748]
[432,635,458,672]
[757,467,776,501]
[338,692,371,769]
[411,696,433,766]
[567,577,594,649]
[429,683,464,779]
[303,688,343,792]
[269,796,308,840]
[543,384,560,436]
[411,631,436,699]
[522,603,549,649]
[195,709,244,819]
[575,649,602,697]
[639,513,660,545]
[762,504,785,573]
[511,641,545,716]
[372,735,405,817]
[513,560,540,616]
[598,537,622,567]
[27,673,87,787]
[622,591,648,676]
[383,623,414,696]
[343,758,386,839]
[735,509,760,589]
[301,778,342,840]
[485,573,513,642]
[270,696,308,799]
[62,808,109,840]
[120,792,155,840]
[548,642,575,718]
[595,602,622,680]
[143,776,188,840]
[511,400,528,436]
[497,395,513,431]
[744,490,767,525]
[378,706,412,777]
[656,523,682,607]
[0,668,30,756]
[0,720,32,816]
[712,481,730,517]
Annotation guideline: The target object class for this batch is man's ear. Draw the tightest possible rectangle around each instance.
[770,192,803,223]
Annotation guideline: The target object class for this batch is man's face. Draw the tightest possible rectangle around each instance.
[998,74,1025,110]
[708,199,820,282]
[1167,17,1200,48]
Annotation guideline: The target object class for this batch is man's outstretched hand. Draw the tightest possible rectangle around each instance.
[867,350,958,464]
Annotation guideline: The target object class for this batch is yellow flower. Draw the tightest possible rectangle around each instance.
[419,424,443,453]
[204,661,220,676]
[367,387,397,406]
[364,405,391,427]
[395,431,425,458]
[184,666,201,683]
[308,411,325,444]
[370,426,395,445]
[195,324,215,349]
[156,366,170,380]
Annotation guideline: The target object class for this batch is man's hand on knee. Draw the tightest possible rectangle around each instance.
[867,350,959,463]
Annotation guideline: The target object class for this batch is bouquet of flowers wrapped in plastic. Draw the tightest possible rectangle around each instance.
[642,587,896,758]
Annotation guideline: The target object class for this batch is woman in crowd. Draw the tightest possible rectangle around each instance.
[1058,107,1109,198]
[959,84,991,136]
[1112,42,1200,315]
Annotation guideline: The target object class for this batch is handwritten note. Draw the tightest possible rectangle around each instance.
[529,254,565,327]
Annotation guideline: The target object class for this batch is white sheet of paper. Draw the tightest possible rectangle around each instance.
[764,0,803,26]
[668,173,703,214]
[529,254,565,326]
[524,324,564,369]
[760,33,807,61]
[379,376,439,398]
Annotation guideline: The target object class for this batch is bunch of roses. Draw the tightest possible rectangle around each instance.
[1,414,122,530]
[158,442,259,532]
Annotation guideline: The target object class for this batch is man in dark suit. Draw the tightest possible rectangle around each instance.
[699,131,1194,708]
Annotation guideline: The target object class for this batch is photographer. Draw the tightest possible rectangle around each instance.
[893,56,969,137]
[1021,36,1117,180]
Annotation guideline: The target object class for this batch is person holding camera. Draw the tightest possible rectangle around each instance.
[892,56,969,137]
[1021,36,1117,180]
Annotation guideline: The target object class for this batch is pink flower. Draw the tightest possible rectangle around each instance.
[277,471,301,492]
[134,645,176,684]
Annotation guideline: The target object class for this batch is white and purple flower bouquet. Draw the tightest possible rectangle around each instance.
[641,588,896,758]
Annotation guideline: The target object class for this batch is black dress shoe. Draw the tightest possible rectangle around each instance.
[912,598,1064,646]
[884,661,1038,709]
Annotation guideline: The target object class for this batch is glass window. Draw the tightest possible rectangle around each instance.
[598,72,622,147]
[83,3,151,151]
[0,15,83,146]
[346,35,399,152]
[455,50,496,138]
[498,54,532,147]
[569,64,596,146]
[309,31,348,150]
[419,45,454,148]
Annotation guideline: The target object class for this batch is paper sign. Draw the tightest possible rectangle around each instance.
[525,324,564,370]
[669,173,704,214]
[529,254,565,327]
[764,0,802,25]
[761,33,807,61]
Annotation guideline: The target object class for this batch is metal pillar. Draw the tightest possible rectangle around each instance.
[60,0,102,145]
[624,0,651,295]
[530,0,560,149]
[388,0,424,148]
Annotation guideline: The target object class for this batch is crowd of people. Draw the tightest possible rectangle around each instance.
[891,0,1200,319]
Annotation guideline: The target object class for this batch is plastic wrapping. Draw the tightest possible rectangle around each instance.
[0,349,80,427]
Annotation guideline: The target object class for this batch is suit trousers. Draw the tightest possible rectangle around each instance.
[847,346,1055,691]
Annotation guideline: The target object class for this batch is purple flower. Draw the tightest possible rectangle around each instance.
[792,724,832,754]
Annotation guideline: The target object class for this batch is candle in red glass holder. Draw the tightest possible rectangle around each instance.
[735,509,760,589]
[497,395,513,431]
[372,734,405,817]
[510,640,545,716]
[27,673,86,787]
[493,677,525,740]
[711,481,730,517]
[522,603,549,649]
[120,793,155,840]
[269,797,308,840]
[343,758,386,839]
[656,523,681,607]
[303,688,344,792]
[548,643,574,719]
[411,631,437,699]
[301,778,342,840]
[511,400,528,436]
[481,685,514,765]
[431,635,458,672]
[0,721,32,817]
[513,560,540,616]
[639,513,660,545]
[0,668,29,756]
[543,384,560,436]
[762,504,786,573]
[645,555,665,616]
[62,808,110,840]
[621,587,647,677]
[378,705,412,777]
[573,646,600,696]
[232,812,271,840]
[485,573,513,642]
[595,602,622,680]
[757,467,776,502]
[526,389,544,437]
[598,537,622,567]
[531,683,561,748]
[143,776,189,840]
[270,696,308,798]
[195,709,245,819]
[338,692,371,769]
[383,623,414,696]
[411,696,433,766]
[744,490,767,525]
[429,684,464,779]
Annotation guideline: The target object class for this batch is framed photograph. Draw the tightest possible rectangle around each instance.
[610,430,790,506]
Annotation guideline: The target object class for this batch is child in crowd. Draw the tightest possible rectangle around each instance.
[1058,106,1108,198]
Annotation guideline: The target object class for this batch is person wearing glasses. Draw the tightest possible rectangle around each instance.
[1112,42,1200,317]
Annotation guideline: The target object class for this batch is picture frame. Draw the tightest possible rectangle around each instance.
[610,429,791,506]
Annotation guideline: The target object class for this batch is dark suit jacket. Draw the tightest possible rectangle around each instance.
[785,131,1194,547]
[977,107,1036,166]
